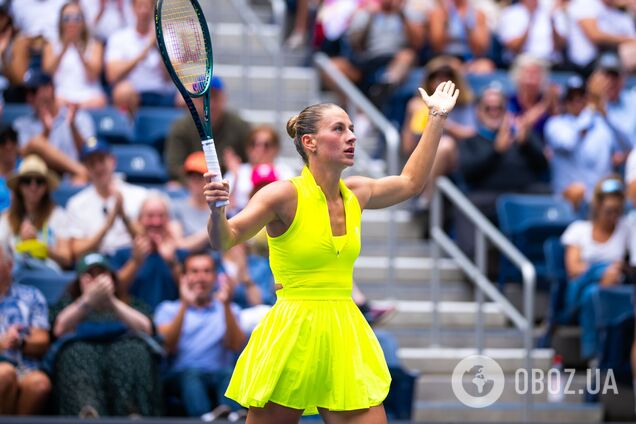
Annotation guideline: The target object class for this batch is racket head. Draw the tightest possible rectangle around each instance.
[155,0,213,98]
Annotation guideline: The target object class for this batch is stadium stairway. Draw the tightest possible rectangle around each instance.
[201,1,606,422]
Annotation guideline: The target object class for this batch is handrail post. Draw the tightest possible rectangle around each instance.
[475,229,486,353]
[522,264,535,422]
[430,184,442,347]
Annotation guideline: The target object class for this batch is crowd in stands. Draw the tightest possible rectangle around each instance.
[1,0,636,419]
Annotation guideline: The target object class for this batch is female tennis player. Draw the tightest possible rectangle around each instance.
[205,81,459,424]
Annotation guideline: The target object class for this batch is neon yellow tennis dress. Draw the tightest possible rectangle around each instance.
[225,167,391,415]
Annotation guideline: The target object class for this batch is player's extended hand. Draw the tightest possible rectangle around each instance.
[203,172,230,211]
[418,81,459,116]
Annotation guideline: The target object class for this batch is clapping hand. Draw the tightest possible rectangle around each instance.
[418,81,459,116]
[215,277,233,305]
[179,276,198,307]
[19,218,37,240]
[0,325,22,351]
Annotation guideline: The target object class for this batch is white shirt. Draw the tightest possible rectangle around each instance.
[10,0,66,41]
[567,0,636,67]
[66,179,148,255]
[561,219,629,265]
[498,2,566,62]
[80,0,134,42]
[626,212,636,266]
[105,27,171,93]
[51,40,105,104]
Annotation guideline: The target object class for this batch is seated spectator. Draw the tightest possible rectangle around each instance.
[0,125,18,213]
[222,242,275,311]
[105,0,177,115]
[164,76,251,183]
[507,53,558,141]
[172,152,212,252]
[0,155,71,275]
[427,0,494,73]
[112,193,184,310]
[561,177,628,359]
[497,0,567,66]
[13,70,94,182]
[224,125,296,215]
[565,0,636,75]
[49,252,161,417]
[0,244,52,415]
[66,138,146,257]
[545,76,625,210]
[4,34,46,101]
[42,1,107,109]
[328,0,425,104]
[284,0,311,50]
[0,5,22,88]
[155,252,246,418]
[9,0,65,42]
[80,0,134,43]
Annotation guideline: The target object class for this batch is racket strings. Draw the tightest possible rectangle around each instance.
[161,0,209,94]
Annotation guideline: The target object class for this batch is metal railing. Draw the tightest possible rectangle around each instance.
[430,176,536,421]
[313,51,400,295]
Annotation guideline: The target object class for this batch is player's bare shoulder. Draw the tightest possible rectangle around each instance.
[344,175,373,209]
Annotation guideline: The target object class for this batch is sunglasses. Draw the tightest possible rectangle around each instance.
[482,105,504,113]
[249,141,274,150]
[19,177,46,187]
[62,13,83,23]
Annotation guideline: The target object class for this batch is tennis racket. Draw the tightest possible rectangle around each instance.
[155,0,228,207]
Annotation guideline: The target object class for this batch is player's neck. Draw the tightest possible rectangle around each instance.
[308,164,341,201]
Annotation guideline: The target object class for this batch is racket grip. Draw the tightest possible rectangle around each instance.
[202,138,230,208]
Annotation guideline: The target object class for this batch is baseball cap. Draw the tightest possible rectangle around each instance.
[251,163,278,189]
[563,75,585,100]
[76,252,113,274]
[210,75,224,91]
[80,137,111,161]
[23,69,53,90]
[183,151,207,175]
[596,52,622,74]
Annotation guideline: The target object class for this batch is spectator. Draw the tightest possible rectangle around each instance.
[225,125,296,215]
[105,0,177,115]
[42,1,107,109]
[80,0,134,43]
[155,252,246,418]
[112,193,183,310]
[507,53,558,141]
[172,152,213,252]
[13,70,94,182]
[545,75,625,210]
[49,252,161,417]
[285,0,311,50]
[0,244,52,415]
[164,76,251,184]
[561,177,628,359]
[565,0,636,75]
[4,34,47,100]
[0,5,22,88]
[0,125,18,213]
[328,0,425,104]
[427,0,494,73]
[66,138,146,257]
[0,155,71,275]
[9,0,65,41]
[497,0,567,66]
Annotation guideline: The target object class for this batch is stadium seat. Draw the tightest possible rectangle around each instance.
[544,237,569,325]
[52,183,87,208]
[112,144,168,184]
[1,103,32,126]
[87,107,134,145]
[465,69,514,96]
[15,270,75,305]
[133,107,184,152]
[496,194,576,286]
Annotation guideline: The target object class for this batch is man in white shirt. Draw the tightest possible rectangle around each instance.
[10,0,66,41]
[66,138,148,257]
[498,0,567,65]
[566,0,636,73]
[105,0,177,115]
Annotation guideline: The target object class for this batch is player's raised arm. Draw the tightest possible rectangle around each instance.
[347,81,459,210]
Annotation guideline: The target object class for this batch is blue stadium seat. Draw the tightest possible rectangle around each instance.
[133,107,184,151]
[496,194,576,286]
[2,103,32,126]
[87,107,134,145]
[52,183,87,208]
[15,270,75,305]
[112,144,168,184]
[466,70,514,96]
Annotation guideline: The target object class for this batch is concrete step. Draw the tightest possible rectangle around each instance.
[354,256,464,283]
[370,300,508,329]
[399,348,554,374]
[358,284,473,302]
[416,374,590,404]
[210,22,280,52]
[360,239,431,257]
[360,209,422,240]
[382,327,527,349]
[412,401,603,423]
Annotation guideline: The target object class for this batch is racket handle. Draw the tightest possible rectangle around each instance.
[202,138,230,208]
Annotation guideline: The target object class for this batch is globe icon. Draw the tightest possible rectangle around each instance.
[462,365,495,397]
[452,355,505,408]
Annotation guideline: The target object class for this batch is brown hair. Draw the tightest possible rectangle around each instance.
[286,103,338,164]
[590,176,625,221]
[8,183,55,235]
[58,2,89,50]
[424,56,473,106]
[248,125,280,150]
